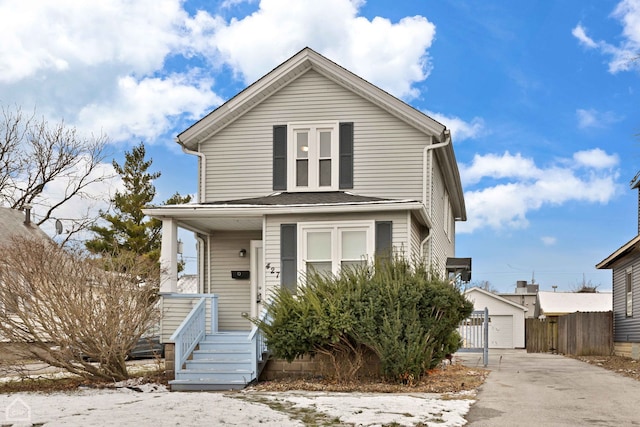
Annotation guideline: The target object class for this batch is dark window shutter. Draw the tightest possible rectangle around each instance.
[339,122,354,189]
[273,125,287,191]
[375,221,392,260]
[280,223,297,292]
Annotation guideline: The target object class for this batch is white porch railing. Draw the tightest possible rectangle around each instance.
[168,295,219,371]
[248,304,271,377]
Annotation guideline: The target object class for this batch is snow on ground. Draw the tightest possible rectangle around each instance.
[0,382,476,426]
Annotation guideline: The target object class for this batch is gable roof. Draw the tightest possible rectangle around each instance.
[596,234,640,269]
[175,47,465,220]
[177,47,446,147]
[537,291,612,316]
[0,207,50,242]
[464,287,528,311]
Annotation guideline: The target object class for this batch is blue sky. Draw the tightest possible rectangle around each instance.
[1,0,639,292]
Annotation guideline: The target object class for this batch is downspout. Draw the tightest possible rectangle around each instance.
[420,232,431,261]
[422,130,451,267]
[422,130,452,219]
[207,234,212,294]
[195,234,205,293]
[175,136,206,204]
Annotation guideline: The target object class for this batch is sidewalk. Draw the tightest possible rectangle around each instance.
[465,350,640,426]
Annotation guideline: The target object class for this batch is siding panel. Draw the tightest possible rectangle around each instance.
[208,230,262,331]
[200,70,429,202]
[263,212,408,297]
[612,257,640,342]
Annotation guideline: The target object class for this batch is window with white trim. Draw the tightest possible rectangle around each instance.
[626,267,633,317]
[298,221,375,278]
[288,122,339,191]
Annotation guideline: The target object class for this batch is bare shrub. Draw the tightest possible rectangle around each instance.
[0,236,160,381]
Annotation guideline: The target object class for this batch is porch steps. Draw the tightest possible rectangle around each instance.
[170,331,259,391]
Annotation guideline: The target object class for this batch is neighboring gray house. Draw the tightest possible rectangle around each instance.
[144,47,468,390]
[0,207,50,330]
[0,207,49,243]
[596,173,640,360]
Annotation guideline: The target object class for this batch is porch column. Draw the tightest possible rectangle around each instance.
[160,218,178,293]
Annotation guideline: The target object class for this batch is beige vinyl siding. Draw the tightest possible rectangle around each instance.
[410,213,425,263]
[429,159,455,276]
[196,232,208,293]
[160,296,215,343]
[208,230,261,331]
[200,70,430,202]
[263,211,409,297]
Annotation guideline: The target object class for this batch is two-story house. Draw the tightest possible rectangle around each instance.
[144,47,467,390]
[596,173,640,360]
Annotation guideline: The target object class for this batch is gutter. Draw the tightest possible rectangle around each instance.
[175,136,206,204]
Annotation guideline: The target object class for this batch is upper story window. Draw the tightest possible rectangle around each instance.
[289,122,339,191]
[273,122,353,192]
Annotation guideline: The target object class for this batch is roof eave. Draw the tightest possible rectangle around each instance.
[596,234,640,269]
[144,200,427,220]
[177,47,448,150]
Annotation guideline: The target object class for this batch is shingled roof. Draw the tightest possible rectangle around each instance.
[204,191,406,206]
[0,207,50,242]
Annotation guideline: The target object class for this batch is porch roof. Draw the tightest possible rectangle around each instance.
[143,192,429,233]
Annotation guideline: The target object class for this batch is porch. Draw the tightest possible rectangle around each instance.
[160,293,269,391]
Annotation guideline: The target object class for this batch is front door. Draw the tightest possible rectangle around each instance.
[250,240,264,318]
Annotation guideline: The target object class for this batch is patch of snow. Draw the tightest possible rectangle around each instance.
[0,386,475,426]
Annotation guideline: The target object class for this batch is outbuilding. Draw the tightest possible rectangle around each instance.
[464,287,527,349]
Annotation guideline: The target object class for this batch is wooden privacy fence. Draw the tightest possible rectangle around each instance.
[526,311,613,356]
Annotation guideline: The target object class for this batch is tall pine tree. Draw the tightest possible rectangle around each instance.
[86,142,191,264]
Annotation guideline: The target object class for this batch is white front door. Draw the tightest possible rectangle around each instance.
[250,240,264,318]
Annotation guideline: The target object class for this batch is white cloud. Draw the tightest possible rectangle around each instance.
[208,0,436,99]
[423,110,485,142]
[30,157,124,243]
[541,236,557,246]
[572,1,640,73]
[458,150,620,233]
[576,108,623,129]
[576,108,598,128]
[0,0,439,144]
[573,148,619,169]
[572,24,598,48]
[76,74,222,142]
[460,152,540,186]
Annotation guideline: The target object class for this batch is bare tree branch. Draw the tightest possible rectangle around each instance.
[0,105,114,241]
[0,236,160,381]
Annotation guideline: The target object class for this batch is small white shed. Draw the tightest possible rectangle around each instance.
[464,287,527,349]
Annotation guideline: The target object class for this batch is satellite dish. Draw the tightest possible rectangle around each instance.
[55,219,63,235]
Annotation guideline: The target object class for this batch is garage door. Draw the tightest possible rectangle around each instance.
[489,315,513,348]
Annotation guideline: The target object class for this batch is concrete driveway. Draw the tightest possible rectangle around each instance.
[464,350,640,426]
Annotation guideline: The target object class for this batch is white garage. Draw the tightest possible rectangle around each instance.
[464,287,527,349]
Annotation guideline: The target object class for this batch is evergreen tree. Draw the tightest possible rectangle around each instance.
[86,142,191,264]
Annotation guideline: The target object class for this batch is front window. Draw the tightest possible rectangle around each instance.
[299,221,374,278]
[289,122,339,191]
